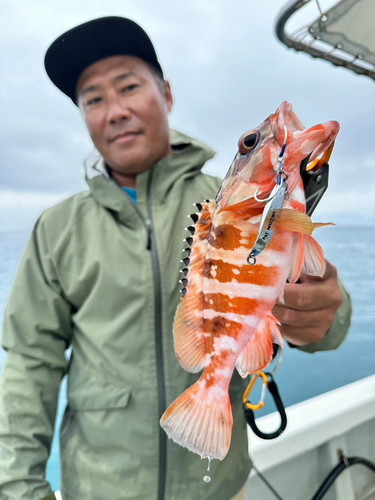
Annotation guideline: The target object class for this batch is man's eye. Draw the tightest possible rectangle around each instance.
[87,97,102,106]
[122,84,138,94]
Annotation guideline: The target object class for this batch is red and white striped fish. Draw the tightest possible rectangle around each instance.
[160,102,339,461]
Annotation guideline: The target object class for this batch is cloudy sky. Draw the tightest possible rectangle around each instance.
[1,0,374,230]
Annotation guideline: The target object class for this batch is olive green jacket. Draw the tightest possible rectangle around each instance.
[0,130,351,500]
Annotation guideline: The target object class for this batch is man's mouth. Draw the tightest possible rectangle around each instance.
[110,131,141,144]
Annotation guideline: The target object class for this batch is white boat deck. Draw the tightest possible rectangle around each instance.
[246,375,375,500]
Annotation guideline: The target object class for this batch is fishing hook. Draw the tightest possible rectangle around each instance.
[254,126,288,204]
[254,187,276,203]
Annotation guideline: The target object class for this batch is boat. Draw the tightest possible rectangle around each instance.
[246,375,375,499]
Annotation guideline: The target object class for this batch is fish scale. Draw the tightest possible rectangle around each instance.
[161,101,339,462]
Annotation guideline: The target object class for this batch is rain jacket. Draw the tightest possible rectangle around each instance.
[0,129,351,500]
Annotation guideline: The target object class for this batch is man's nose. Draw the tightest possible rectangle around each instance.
[106,94,131,124]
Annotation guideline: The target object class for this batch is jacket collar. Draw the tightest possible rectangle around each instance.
[85,129,216,225]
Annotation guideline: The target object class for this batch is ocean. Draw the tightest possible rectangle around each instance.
[0,226,374,490]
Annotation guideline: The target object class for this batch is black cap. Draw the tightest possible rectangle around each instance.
[44,16,163,104]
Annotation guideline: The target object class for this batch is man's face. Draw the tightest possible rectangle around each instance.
[77,55,173,184]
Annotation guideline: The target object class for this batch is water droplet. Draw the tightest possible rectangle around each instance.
[203,457,212,482]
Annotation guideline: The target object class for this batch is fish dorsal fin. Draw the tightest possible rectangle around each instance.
[235,313,280,377]
[174,201,215,373]
[278,209,333,235]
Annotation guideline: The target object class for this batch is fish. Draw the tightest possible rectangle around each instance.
[160,101,339,461]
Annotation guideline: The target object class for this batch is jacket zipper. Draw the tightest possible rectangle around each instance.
[146,171,167,500]
[124,175,167,500]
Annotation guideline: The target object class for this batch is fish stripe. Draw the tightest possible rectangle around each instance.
[203,316,242,339]
[208,224,243,250]
[202,278,280,301]
[206,247,286,268]
[203,293,259,316]
[201,309,259,327]
[203,259,281,286]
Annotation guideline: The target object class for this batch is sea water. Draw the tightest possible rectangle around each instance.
[0,226,374,490]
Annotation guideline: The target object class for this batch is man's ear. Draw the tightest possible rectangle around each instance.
[164,81,173,113]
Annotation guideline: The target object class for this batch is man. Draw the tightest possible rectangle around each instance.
[0,16,351,500]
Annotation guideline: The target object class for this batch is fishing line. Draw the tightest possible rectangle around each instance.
[251,463,285,500]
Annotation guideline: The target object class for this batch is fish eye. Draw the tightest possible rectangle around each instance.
[238,130,260,155]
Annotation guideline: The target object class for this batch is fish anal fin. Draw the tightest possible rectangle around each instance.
[288,233,304,283]
[235,316,275,377]
[160,376,232,460]
[174,201,215,373]
[302,234,326,277]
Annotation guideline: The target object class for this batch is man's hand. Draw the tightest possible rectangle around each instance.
[272,260,343,346]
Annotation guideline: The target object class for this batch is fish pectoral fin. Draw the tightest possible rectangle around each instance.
[302,234,326,277]
[174,201,215,373]
[235,315,276,378]
[288,233,305,283]
[278,209,334,236]
[160,375,233,460]
[278,209,314,235]
[287,231,326,282]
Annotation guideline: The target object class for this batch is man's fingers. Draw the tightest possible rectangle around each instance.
[282,281,332,310]
[273,303,336,328]
[273,260,343,346]
[282,264,342,311]
[278,324,328,346]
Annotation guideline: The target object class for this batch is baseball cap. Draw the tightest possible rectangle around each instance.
[44,16,163,104]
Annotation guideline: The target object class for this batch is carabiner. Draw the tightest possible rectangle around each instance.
[243,371,268,411]
[243,372,287,440]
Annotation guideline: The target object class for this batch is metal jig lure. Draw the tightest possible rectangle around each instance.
[247,126,289,266]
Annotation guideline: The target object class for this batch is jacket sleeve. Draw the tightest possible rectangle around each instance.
[296,278,352,354]
[0,216,72,500]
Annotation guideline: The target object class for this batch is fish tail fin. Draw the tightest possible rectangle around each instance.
[160,377,233,460]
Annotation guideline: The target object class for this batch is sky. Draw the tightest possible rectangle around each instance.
[1,0,374,230]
